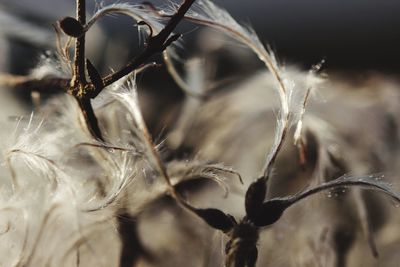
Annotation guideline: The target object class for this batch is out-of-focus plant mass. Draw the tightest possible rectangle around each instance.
[1,0,400,266]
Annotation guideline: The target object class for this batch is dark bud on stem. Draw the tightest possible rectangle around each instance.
[194,208,235,233]
[245,177,267,221]
[59,17,84,38]
[251,199,289,227]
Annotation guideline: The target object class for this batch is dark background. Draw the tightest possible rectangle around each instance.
[1,0,399,72]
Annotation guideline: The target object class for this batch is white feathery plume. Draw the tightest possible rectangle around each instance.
[168,0,287,95]
[0,52,70,90]
[86,3,165,34]
[162,50,207,97]
[86,2,202,97]
[160,0,293,178]
[110,76,175,192]
[5,113,61,191]
[168,57,207,148]
[30,52,72,80]
[166,159,243,198]
[123,158,240,214]
[43,95,142,213]
[39,95,95,159]
[0,109,124,267]
[293,88,311,147]
[82,151,137,212]
[293,62,325,146]
[9,182,116,267]
[0,204,29,267]
[108,76,233,214]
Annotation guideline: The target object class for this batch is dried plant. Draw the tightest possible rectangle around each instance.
[0,1,400,267]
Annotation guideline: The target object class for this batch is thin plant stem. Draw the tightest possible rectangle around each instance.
[71,0,86,87]
[101,0,196,88]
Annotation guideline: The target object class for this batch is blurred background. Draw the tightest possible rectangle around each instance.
[1,0,399,139]
[1,0,399,74]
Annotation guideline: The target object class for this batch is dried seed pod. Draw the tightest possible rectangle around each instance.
[59,17,84,38]
[193,208,235,232]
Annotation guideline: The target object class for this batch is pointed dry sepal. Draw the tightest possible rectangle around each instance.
[245,177,267,221]
[86,59,104,97]
[59,17,84,38]
[252,174,400,227]
[191,208,236,233]
[250,199,289,227]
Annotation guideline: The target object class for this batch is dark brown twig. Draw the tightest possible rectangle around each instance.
[66,0,105,140]
[70,0,195,140]
[0,74,68,94]
[71,0,86,87]
[2,0,196,141]
[101,0,196,88]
